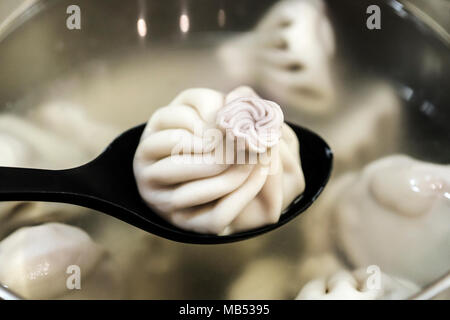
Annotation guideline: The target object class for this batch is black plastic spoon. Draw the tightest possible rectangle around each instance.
[0,122,332,244]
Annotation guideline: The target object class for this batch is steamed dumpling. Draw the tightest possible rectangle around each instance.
[296,268,419,300]
[219,0,336,115]
[133,86,305,235]
[0,223,124,299]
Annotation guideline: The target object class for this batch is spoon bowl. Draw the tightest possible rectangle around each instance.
[0,122,332,244]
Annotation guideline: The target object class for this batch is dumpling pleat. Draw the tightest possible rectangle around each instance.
[168,164,269,234]
[138,154,229,185]
[169,88,225,123]
[226,151,284,234]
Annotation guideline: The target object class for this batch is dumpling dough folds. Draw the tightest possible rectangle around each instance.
[218,0,336,115]
[334,155,450,285]
[133,86,305,235]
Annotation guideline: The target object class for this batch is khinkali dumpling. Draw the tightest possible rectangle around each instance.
[0,132,29,167]
[32,101,119,157]
[302,155,450,286]
[296,268,419,300]
[334,155,450,285]
[133,86,305,235]
[219,0,336,115]
[0,114,87,169]
[0,201,94,240]
[0,223,124,299]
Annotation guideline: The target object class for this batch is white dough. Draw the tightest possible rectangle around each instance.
[133,86,305,235]
[0,201,93,239]
[218,0,336,115]
[296,268,419,300]
[0,114,87,169]
[0,223,124,299]
[334,155,450,286]
[32,101,120,157]
[302,155,450,286]
[0,133,29,167]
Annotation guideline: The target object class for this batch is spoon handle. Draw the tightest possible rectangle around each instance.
[0,166,88,203]
[0,164,166,237]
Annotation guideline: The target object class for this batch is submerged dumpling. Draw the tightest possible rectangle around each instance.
[219,0,336,115]
[334,155,450,285]
[0,114,87,169]
[133,86,305,235]
[32,101,119,157]
[303,155,450,285]
[0,132,29,167]
[0,201,93,240]
[296,268,419,300]
[0,223,124,299]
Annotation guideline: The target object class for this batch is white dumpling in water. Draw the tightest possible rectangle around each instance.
[0,201,93,240]
[333,155,450,285]
[296,268,419,300]
[218,0,336,115]
[0,223,124,299]
[0,114,88,169]
[32,101,119,157]
[0,133,29,167]
[133,86,305,235]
